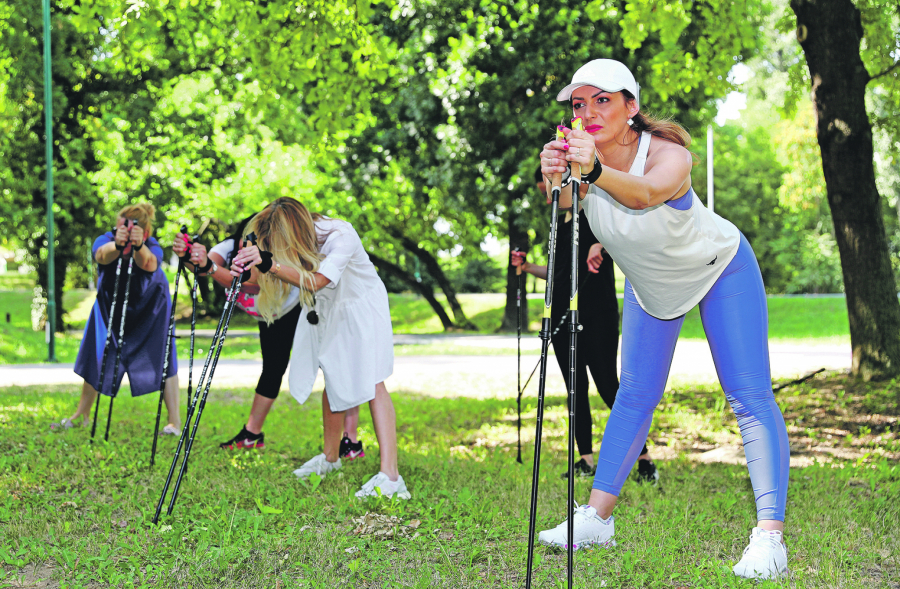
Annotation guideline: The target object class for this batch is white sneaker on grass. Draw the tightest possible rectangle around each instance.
[292,453,341,480]
[538,504,616,550]
[733,528,788,580]
[354,472,411,500]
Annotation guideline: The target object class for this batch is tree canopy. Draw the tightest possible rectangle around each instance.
[3,0,900,379]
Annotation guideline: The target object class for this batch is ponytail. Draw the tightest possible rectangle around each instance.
[622,90,697,163]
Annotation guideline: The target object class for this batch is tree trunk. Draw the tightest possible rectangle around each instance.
[393,233,477,330]
[499,203,530,332]
[791,0,900,380]
[367,251,457,330]
[34,232,68,332]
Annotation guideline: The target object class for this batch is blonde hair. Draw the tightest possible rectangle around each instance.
[117,203,156,235]
[245,197,324,324]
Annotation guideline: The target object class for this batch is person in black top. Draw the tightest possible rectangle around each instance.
[511,168,657,482]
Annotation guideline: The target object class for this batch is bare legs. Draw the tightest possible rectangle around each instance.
[162,375,180,428]
[368,382,399,479]
[321,382,400,480]
[245,394,276,435]
[245,392,361,439]
[70,374,180,428]
[344,408,360,442]
[70,381,98,425]
[322,390,345,462]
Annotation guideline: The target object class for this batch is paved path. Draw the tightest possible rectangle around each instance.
[1,335,851,396]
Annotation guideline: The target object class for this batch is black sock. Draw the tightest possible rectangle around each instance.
[241,427,262,439]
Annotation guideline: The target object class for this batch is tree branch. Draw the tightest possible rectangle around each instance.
[870,59,900,82]
[366,250,457,330]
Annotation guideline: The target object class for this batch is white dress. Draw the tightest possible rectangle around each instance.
[288,218,394,411]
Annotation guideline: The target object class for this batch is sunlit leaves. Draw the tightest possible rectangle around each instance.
[589,0,765,102]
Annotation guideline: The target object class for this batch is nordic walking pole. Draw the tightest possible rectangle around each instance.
[166,233,255,516]
[152,266,230,524]
[182,259,199,470]
[525,125,567,589]
[103,220,139,442]
[153,233,256,522]
[515,247,524,465]
[91,219,133,441]
[565,116,585,589]
[150,226,190,467]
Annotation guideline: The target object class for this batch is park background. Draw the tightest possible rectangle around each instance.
[1,0,899,587]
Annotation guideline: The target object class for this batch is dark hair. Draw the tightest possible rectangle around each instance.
[534,167,545,184]
[227,214,258,264]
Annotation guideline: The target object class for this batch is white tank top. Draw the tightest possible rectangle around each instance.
[582,132,741,320]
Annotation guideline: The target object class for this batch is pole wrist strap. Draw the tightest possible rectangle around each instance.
[581,155,602,184]
[257,251,274,274]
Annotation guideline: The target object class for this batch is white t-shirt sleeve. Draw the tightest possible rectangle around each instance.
[209,238,235,264]
[316,226,361,289]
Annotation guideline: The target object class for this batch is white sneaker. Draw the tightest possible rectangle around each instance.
[354,472,411,500]
[537,504,616,550]
[733,528,788,580]
[160,424,180,436]
[292,453,341,480]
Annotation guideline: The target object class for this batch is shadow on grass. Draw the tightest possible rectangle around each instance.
[1,376,898,588]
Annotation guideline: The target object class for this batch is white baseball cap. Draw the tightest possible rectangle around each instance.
[556,59,640,106]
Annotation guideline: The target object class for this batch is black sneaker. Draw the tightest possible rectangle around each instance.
[338,432,365,461]
[560,458,595,479]
[219,427,265,450]
[636,458,659,484]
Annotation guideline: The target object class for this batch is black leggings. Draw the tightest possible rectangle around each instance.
[550,307,650,458]
[256,304,303,399]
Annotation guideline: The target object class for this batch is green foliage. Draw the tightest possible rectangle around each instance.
[607,0,765,101]
[692,123,788,289]
[0,289,90,363]
[447,257,505,294]
[0,0,391,328]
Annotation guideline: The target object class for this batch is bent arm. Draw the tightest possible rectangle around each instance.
[586,144,693,210]
[271,266,332,292]
[94,241,121,266]
[520,262,548,281]
[133,245,158,272]
[208,253,237,288]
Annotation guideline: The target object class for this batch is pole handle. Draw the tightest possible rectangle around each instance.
[239,233,258,281]
[513,247,523,276]
[550,125,566,194]
[570,117,584,181]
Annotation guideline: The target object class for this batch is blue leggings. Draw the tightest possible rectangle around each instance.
[593,234,790,521]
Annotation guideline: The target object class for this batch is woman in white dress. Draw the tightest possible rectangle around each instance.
[230,197,409,499]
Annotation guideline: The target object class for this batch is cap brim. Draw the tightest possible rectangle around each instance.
[556,81,629,102]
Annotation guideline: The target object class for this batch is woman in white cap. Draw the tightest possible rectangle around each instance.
[537,59,790,580]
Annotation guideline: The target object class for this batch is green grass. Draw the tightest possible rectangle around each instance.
[0,272,37,290]
[1,373,897,587]
[385,293,852,342]
[0,288,853,365]
[0,290,94,364]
